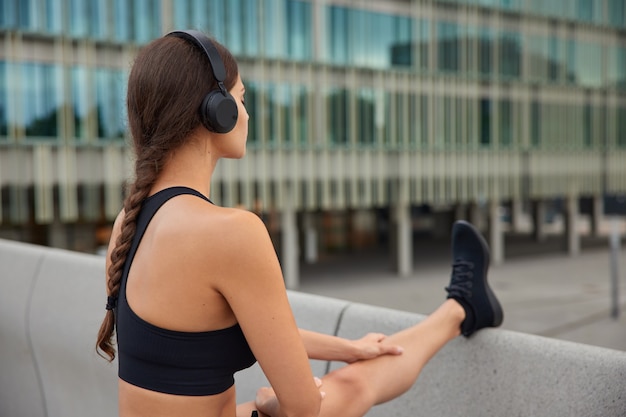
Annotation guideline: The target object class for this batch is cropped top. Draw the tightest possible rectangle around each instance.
[115,186,257,396]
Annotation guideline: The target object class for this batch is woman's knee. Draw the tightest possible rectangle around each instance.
[323,364,376,406]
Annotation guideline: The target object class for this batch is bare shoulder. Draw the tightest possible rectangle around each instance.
[198,205,271,257]
[163,199,272,260]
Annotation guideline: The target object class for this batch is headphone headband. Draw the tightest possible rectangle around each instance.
[166,30,227,93]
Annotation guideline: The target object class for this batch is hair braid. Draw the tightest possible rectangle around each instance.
[95,152,164,361]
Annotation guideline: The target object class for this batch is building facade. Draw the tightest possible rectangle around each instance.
[1,0,625,286]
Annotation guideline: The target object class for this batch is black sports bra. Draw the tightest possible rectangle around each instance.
[115,187,256,396]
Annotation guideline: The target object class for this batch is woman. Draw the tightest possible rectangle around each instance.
[96,30,503,417]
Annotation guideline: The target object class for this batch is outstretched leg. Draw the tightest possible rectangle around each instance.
[316,298,464,417]
[248,221,503,417]
[316,220,503,417]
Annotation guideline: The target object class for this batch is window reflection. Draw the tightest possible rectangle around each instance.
[295,85,309,146]
[531,100,540,147]
[500,31,521,79]
[0,62,6,137]
[480,98,491,145]
[327,5,412,69]
[608,46,626,90]
[608,0,625,28]
[71,67,90,140]
[500,99,512,147]
[23,63,60,139]
[618,107,626,147]
[438,22,460,73]
[357,88,375,146]
[114,0,132,42]
[95,69,125,140]
[328,88,348,146]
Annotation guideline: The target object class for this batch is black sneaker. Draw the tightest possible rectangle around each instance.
[445,220,503,337]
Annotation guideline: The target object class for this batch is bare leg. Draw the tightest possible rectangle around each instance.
[316,299,464,417]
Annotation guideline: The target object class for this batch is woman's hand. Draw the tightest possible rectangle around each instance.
[346,333,404,363]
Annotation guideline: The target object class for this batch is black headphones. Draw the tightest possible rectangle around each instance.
[166,30,238,134]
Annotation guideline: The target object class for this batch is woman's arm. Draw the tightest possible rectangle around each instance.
[212,210,322,417]
[299,329,404,363]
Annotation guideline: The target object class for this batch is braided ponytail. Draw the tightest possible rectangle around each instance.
[96,160,157,360]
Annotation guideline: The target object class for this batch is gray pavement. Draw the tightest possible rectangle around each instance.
[298,235,626,352]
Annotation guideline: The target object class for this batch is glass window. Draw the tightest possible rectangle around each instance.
[173,0,191,31]
[576,41,603,87]
[270,83,291,145]
[393,91,407,147]
[263,0,286,59]
[69,0,90,37]
[328,87,348,146]
[408,93,427,147]
[242,0,260,56]
[408,93,422,146]
[287,0,312,61]
[499,0,521,10]
[531,100,540,147]
[326,5,412,69]
[71,67,91,140]
[0,0,13,28]
[577,0,594,22]
[295,85,309,146]
[442,96,452,146]
[134,0,161,44]
[527,35,547,82]
[17,0,30,29]
[479,27,493,77]
[95,69,125,140]
[357,88,375,146]
[480,98,491,145]
[566,39,577,84]
[0,62,6,137]
[193,0,212,34]
[608,0,625,28]
[438,22,460,73]
[608,46,626,91]
[500,99,512,146]
[327,6,348,65]
[500,31,521,79]
[114,0,132,42]
[583,103,592,148]
[225,0,243,54]
[617,106,626,148]
[596,104,607,150]
[22,63,60,139]
[11,0,59,32]
[548,36,563,82]
[201,0,221,40]
[416,19,429,72]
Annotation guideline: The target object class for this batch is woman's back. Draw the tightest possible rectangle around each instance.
[109,188,257,417]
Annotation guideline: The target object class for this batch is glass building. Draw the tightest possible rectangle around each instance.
[0,0,625,286]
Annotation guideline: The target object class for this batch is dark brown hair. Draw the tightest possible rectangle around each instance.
[96,33,239,361]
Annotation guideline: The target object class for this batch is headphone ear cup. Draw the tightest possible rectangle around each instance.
[200,91,239,134]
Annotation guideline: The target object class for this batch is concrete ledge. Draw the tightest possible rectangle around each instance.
[1,238,625,417]
[332,302,626,417]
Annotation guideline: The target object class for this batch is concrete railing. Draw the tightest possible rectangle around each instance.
[1,238,625,417]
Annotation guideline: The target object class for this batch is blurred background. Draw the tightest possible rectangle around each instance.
[0,0,625,293]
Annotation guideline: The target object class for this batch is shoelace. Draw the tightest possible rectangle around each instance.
[445,260,474,298]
